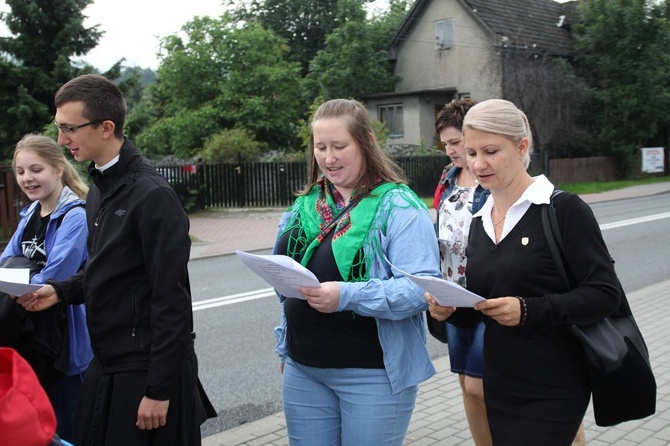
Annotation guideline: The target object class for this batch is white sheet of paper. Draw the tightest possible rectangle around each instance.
[0,268,42,296]
[236,250,320,299]
[385,257,485,307]
[0,268,30,284]
[0,280,42,296]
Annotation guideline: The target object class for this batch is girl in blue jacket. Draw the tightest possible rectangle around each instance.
[1,134,92,442]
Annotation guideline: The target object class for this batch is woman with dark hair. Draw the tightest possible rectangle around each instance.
[429,98,492,446]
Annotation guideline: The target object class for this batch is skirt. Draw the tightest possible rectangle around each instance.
[73,354,214,445]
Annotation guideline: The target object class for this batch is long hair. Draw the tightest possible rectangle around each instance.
[13,134,89,199]
[462,99,534,168]
[301,99,406,197]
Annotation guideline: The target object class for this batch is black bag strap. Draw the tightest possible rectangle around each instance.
[541,189,571,291]
[541,189,631,317]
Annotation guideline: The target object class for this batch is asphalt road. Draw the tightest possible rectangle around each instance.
[188,193,670,438]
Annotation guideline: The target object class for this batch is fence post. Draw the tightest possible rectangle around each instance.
[236,152,246,208]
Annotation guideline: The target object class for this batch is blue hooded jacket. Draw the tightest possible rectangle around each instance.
[1,186,92,376]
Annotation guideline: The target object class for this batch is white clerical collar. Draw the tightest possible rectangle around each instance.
[95,155,120,173]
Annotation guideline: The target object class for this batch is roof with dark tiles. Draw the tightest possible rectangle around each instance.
[391,0,581,56]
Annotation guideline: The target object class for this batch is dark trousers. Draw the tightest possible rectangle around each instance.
[48,373,85,442]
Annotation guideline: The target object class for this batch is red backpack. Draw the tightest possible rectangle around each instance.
[0,347,57,446]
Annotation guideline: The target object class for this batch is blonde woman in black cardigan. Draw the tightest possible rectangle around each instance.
[428,99,619,446]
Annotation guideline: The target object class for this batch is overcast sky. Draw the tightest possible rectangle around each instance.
[0,0,227,71]
[1,0,391,72]
[78,0,226,70]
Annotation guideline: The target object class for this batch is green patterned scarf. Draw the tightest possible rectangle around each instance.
[281,178,398,282]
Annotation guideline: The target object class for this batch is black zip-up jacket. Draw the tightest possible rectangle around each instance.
[50,139,194,400]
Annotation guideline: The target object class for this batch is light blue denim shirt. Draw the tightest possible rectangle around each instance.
[274,187,440,394]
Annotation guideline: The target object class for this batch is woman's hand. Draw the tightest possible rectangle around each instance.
[475,297,521,326]
[424,292,456,321]
[299,282,340,313]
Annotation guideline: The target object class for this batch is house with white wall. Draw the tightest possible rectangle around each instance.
[364,0,578,149]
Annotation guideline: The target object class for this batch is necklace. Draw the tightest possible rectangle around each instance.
[492,206,506,227]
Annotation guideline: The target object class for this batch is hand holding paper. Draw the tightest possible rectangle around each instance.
[236,250,320,299]
[384,256,485,307]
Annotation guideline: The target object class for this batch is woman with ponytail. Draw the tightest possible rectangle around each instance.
[1,134,92,443]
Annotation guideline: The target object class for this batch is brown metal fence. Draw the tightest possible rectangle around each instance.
[0,166,27,248]
[156,155,451,210]
[549,156,618,185]
[155,153,552,211]
[0,154,659,231]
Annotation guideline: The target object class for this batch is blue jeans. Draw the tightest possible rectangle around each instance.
[446,320,485,378]
[283,357,418,446]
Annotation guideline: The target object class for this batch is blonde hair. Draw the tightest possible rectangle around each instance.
[302,98,406,197]
[13,134,89,199]
[462,99,534,169]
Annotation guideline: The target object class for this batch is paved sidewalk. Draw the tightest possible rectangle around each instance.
[189,208,284,260]
[201,280,669,446]
[578,181,670,204]
[190,181,670,445]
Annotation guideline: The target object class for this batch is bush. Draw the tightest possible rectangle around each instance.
[201,128,265,163]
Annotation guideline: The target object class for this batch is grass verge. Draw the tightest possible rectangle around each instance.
[558,175,670,194]
[421,175,669,206]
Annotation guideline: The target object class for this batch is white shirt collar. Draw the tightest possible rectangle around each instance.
[95,155,120,173]
[473,174,555,242]
[518,174,554,206]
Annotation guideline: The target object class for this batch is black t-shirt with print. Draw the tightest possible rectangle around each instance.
[20,204,50,270]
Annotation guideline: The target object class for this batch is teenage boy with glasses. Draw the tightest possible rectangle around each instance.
[15,74,215,446]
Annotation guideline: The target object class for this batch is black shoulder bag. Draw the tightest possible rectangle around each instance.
[541,190,656,427]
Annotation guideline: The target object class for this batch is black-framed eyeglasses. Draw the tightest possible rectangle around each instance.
[54,119,106,135]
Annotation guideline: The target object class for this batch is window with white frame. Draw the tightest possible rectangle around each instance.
[378,104,404,137]
[435,18,454,50]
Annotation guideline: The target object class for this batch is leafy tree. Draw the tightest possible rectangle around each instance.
[115,66,157,112]
[502,52,590,158]
[0,0,104,158]
[573,0,670,176]
[130,14,303,159]
[304,0,408,101]
[234,0,341,76]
